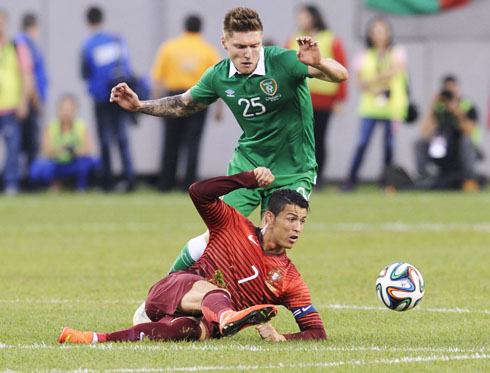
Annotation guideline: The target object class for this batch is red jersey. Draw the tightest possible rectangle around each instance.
[189,171,325,340]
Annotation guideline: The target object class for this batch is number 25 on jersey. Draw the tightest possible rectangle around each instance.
[238,97,266,118]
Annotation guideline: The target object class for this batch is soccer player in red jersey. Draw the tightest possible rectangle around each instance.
[58,167,326,343]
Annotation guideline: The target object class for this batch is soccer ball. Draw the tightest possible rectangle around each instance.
[376,262,425,311]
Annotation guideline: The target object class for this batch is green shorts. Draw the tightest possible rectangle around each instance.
[222,155,316,217]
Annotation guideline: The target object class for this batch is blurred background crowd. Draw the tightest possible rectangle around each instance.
[0,0,488,195]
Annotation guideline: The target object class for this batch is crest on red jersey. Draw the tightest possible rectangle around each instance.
[266,268,284,292]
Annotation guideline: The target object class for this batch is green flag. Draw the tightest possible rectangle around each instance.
[365,0,472,15]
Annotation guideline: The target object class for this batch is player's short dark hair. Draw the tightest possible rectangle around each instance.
[266,189,309,217]
[365,16,393,48]
[223,7,263,37]
[22,13,37,31]
[185,15,201,33]
[86,6,103,26]
[300,5,328,31]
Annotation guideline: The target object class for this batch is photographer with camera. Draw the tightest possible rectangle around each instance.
[415,75,483,190]
[29,94,100,192]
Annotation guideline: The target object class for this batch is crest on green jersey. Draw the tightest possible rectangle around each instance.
[260,79,277,96]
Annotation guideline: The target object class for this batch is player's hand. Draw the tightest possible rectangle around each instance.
[110,82,141,112]
[253,167,274,188]
[296,36,321,67]
[256,324,286,342]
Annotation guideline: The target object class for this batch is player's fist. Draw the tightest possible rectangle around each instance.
[253,167,274,188]
[110,82,141,112]
[256,324,286,342]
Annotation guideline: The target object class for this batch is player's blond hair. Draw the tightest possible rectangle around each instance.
[223,7,263,38]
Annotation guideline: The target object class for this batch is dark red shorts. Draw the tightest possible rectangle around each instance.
[145,270,205,322]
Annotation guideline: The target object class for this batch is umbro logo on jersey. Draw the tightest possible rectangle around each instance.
[248,234,259,246]
[225,89,235,97]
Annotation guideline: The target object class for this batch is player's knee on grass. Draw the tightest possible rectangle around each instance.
[133,302,151,325]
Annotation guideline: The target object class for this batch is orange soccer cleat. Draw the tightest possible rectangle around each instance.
[219,304,278,337]
[58,326,95,344]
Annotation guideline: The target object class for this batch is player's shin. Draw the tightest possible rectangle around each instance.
[102,317,210,342]
[201,289,233,324]
[168,233,207,272]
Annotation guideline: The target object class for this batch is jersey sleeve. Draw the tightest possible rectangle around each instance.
[188,171,258,230]
[274,47,309,81]
[190,65,219,105]
[280,273,326,340]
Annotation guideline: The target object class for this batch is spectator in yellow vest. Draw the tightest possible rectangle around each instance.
[287,5,347,189]
[0,9,34,195]
[151,14,222,191]
[15,13,49,179]
[29,94,100,192]
[343,17,408,191]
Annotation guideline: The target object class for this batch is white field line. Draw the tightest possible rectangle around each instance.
[1,299,488,315]
[319,303,490,315]
[1,221,490,233]
[0,342,488,355]
[1,352,488,372]
[104,353,490,371]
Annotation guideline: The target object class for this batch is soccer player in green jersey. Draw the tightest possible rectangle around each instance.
[110,7,348,274]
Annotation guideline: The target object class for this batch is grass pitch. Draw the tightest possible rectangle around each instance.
[0,188,489,371]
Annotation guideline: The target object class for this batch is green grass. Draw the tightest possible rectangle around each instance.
[1,189,489,371]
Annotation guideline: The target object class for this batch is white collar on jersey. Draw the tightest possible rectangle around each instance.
[228,47,265,78]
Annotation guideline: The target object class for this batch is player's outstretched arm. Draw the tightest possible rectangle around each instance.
[110,83,208,118]
[189,168,274,230]
[296,36,348,83]
[257,314,326,341]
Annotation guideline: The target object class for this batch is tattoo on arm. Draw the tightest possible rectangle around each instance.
[138,90,208,118]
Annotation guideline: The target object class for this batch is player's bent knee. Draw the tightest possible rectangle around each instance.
[133,301,151,325]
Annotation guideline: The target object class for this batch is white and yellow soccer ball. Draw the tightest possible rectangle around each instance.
[376,262,425,311]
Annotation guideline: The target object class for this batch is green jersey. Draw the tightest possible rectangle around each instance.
[190,46,317,185]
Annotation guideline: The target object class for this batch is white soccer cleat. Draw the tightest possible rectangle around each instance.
[133,302,151,325]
